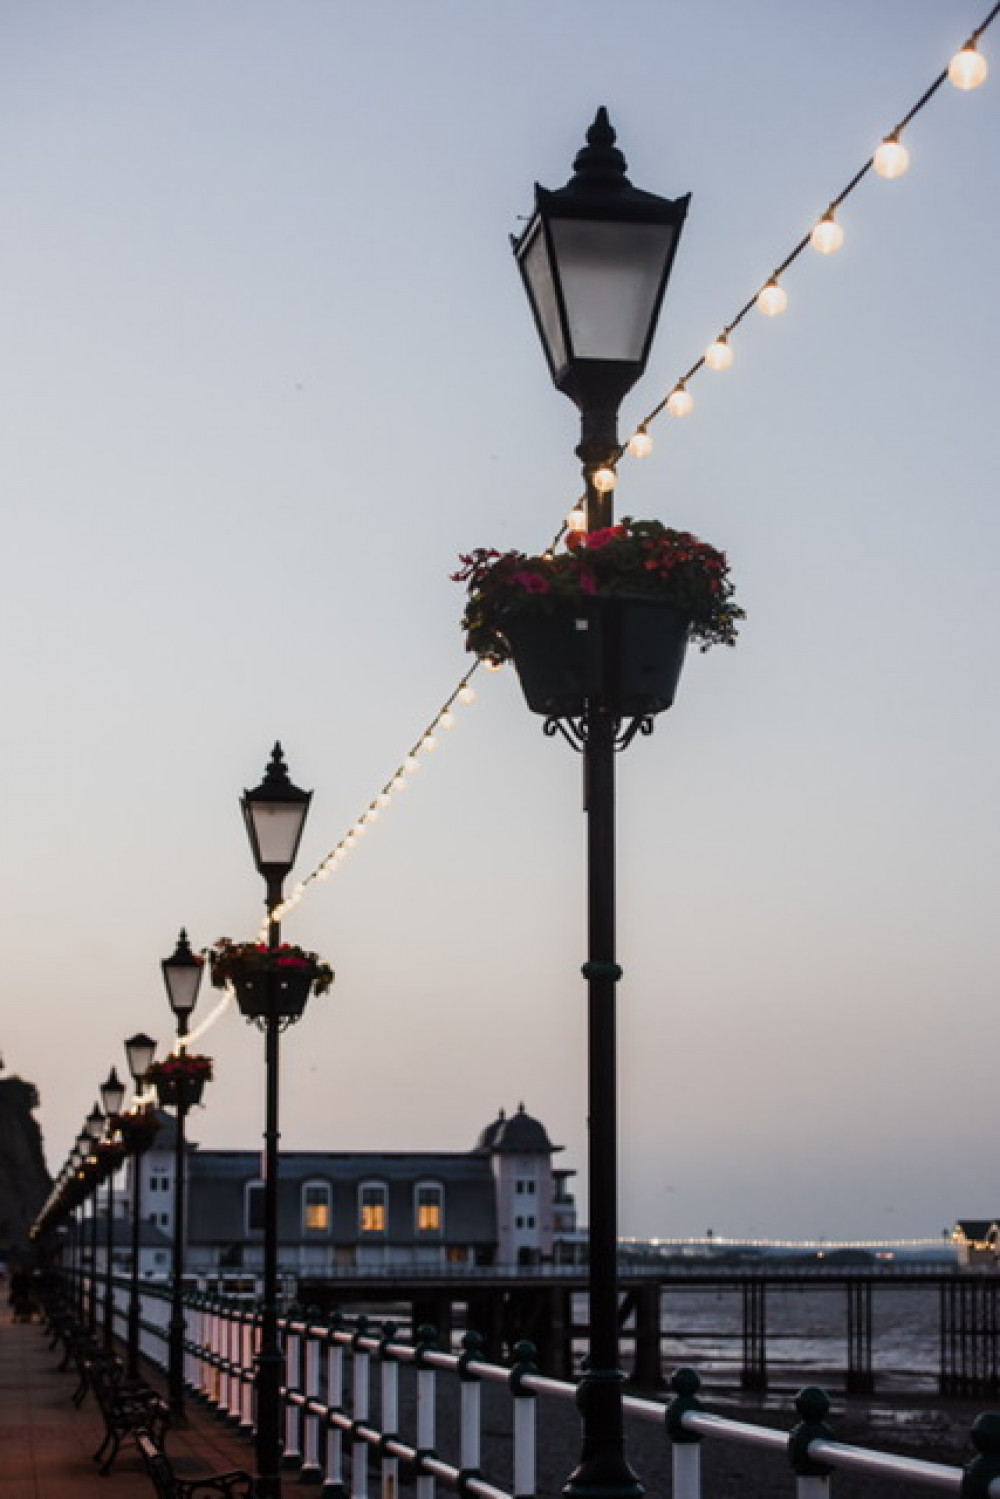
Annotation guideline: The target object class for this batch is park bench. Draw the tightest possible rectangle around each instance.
[88,1352,170,1473]
[135,1429,253,1497]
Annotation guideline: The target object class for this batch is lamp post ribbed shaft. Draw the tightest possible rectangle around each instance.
[127,1152,143,1379]
[103,1167,116,1350]
[168,1015,190,1421]
[564,464,642,1499]
[255,893,285,1499]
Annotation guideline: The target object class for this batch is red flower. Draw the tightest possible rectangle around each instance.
[584,526,626,550]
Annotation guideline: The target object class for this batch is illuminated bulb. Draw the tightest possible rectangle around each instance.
[458,684,476,705]
[354,821,367,836]
[293,882,305,897]
[392,773,406,790]
[666,384,694,417]
[439,710,455,730]
[705,337,733,371]
[566,505,586,533]
[949,43,988,89]
[627,427,653,458]
[873,136,910,179]
[377,791,391,807]
[757,280,788,317]
[810,213,844,254]
[317,866,331,881]
[484,657,504,672]
[421,734,438,751]
[367,805,380,821]
[591,466,616,493]
[404,755,420,773]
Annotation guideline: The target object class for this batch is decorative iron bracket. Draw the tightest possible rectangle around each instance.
[542,712,655,753]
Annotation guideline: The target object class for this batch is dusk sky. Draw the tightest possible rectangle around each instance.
[2,1,998,1243]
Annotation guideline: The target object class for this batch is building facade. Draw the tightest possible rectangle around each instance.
[118,1103,577,1282]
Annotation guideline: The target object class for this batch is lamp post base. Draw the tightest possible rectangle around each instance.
[254,1347,285,1498]
[563,1369,644,1499]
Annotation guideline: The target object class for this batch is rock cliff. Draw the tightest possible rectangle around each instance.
[0,1075,52,1253]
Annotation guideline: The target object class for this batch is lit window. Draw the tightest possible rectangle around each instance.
[416,1184,443,1234]
[303,1183,330,1234]
[359,1183,387,1234]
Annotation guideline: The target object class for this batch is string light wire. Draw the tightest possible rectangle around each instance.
[256,665,484,936]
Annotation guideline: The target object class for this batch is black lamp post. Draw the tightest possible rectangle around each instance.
[83,1105,105,1333]
[73,1133,90,1326]
[99,1065,126,1351]
[512,110,688,1499]
[240,742,312,1499]
[124,1031,157,1379]
[161,928,205,1420]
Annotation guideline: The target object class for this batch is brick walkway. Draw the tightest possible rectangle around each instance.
[0,1308,258,1498]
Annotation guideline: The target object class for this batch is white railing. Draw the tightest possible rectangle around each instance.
[62,1273,1000,1499]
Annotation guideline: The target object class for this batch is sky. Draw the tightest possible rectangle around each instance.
[1,1,998,1244]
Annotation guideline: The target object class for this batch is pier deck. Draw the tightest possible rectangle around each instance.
[0,1308,254,1499]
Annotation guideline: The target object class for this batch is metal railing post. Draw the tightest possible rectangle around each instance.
[380,1323,401,1499]
[322,1319,346,1499]
[666,1367,704,1499]
[301,1317,323,1484]
[509,1341,537,1499]
[351,1320,371,1499]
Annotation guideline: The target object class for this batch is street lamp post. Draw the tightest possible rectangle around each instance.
[161,928,205,1421]
[72,1133,90,1327]
[99,1066,126,1351]
[83,1104,105,1333]
[512,110,688,1499]
[124,1031,157,1380]
[240,742,312,1499]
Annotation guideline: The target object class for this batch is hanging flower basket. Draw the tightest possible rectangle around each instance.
[208,939,334,1023]
[115,1109,161,1157]
[94,1138,126,1181]
[454,518,742,718]
[499,594,690,717]
[147,1053,213,1110]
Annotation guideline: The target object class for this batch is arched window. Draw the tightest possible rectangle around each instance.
[358,1181,387,1234]
[302,1181,331,1234]
[414,1182,444,1234]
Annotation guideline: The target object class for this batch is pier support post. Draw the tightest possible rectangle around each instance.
[741,1280,767,1391]
[846,1280,875,1395]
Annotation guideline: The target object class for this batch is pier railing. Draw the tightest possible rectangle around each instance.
[68,1276,1000,1499]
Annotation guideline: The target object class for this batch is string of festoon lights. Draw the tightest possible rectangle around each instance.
[174,10,997,1000]
[37,10,998,1189]
[251,666,484,940]
[569,7,999,512]
[622,1235,949,1251]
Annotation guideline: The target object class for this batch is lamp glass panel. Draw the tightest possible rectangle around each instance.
[248,801,308,868]
[549,218,676,363]
[521,218,568,376]
[125,1035,156,1080]
[164,964,202,1016]
[100,1075,126,1116]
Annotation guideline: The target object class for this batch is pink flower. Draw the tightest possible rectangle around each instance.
[512,570,549,595]
[580,567,598,595]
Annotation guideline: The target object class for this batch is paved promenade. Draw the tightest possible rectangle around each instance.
[0,1308,256,1499]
